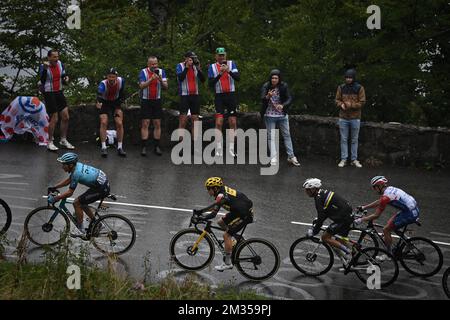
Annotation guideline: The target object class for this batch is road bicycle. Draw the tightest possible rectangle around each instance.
[350,209,443,277]
[24,190,136,255]
[443,267,450,299]
[0,198,12,235]
[170,212,280,281]
[289,224,399,288]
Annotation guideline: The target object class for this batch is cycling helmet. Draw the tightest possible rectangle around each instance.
[57,152,78,165]
[107,68,118,75]
[205,177,223,188]
[370,175,388,187]
[302,178,322,189]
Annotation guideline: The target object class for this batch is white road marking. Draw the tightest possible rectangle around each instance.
[9,205,35,211]
[0,195,37,201]
[291,221,450,247]
[0,181,29,185]
[0,186,26,191]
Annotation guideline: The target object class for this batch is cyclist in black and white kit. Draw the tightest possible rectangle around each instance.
[194,177,254,271]
[303,178,354,263]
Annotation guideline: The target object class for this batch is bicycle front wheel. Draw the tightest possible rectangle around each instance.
[0,199,12,235]
[289,237,334,276]
[348,228,379,249]
[234,238,280,281]
[398,236,443,277]
[169,228,215,271]
[443,267,450,299]
[91,214,136,255]
[354,247,399,288]
[24,206,70,246]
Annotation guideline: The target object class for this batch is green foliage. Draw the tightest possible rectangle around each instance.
[1,0,449,127]
[0,238,264,300]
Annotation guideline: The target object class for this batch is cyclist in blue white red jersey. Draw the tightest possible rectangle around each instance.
[138,56,168,156]
[39,49,75,152]
[176,51,205,150]
[96,68,126,158]
[208,47,240,157]
[47,153,110,234]
[355,176,420,253]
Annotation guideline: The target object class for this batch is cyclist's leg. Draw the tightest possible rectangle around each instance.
[77,184,109,225]
[323,222,352,254]
[385,209,418,248]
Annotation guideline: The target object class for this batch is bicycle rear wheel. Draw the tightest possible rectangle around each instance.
[0,199,12,235]
[289,237,333,276]
[91,214,136,255]
[234,238,280,281]
[24,206,70,246]
[443,267,450,299]
[398,236,443,277]
[169,228,215,271]
[354,247,399,288]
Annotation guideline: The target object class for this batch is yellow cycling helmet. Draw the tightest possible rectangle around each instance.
[205,177,223,188]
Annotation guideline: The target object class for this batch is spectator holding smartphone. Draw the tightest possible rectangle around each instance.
[261,69,300,167]
[208,47,240,157]
[176,51,205,149]
[139,56,168,156]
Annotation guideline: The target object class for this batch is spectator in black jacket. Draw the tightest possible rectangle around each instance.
[261,69,299,166]
[96,68,126,158]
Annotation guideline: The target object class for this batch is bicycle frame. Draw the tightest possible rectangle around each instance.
[362,220,413,254]
[192,220,247,257]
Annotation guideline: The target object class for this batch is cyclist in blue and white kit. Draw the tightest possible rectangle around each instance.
[355,176,420,254]
[47,153,110,233]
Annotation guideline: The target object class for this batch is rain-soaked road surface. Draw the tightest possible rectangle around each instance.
[1,143,449,299]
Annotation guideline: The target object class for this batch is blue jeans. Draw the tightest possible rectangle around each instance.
[265,115,295,159]
[339,119,360,161]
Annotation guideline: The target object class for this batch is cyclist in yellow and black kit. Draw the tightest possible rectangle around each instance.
[194,177,254,271]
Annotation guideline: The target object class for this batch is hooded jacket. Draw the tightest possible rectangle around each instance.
[335,69,366,120]
[260,69,292,117]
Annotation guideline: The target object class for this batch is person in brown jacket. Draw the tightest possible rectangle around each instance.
[335,68,366,168]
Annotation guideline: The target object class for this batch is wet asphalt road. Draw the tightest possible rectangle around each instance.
[1,142,449,300]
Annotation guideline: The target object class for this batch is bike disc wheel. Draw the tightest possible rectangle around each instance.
[354,247,399,288]
[234,238,280,281]
[169,228,214,271]
[0,199,12,235]
[91,214,136,255]
[398,236,443,277]
[289,237,333,276]
[24,206,69,246]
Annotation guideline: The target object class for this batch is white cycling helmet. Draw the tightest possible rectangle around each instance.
[370,175,388,187]
[302,178,322,189]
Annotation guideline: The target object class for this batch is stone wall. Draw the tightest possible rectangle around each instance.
[10,104,450,167]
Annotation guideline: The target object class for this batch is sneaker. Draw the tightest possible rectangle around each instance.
[351,160,362,168]
[117,148,127,157]
[141,147,147,157]
[215,262,233,272]
[342,252,353,266]
[338,160,347,168]
[287,156,300,166]
[60,139,75,150]
[101,148,108,158]
[47,141,59,152]
[154,146,162,156]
